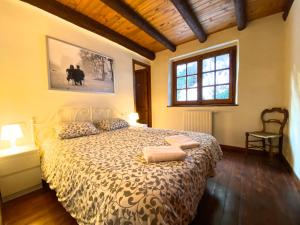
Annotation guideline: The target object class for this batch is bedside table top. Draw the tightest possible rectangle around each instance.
[0,145,38,158]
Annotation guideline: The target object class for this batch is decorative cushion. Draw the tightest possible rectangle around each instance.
[97,118,129,131]
[56,122,100,139]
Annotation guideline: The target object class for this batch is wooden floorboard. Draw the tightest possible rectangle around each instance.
[3,150,300,225]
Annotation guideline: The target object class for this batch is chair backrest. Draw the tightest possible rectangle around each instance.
[261,108,289,134]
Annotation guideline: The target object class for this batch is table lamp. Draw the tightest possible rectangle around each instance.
[128,113,139,125]
[1,124,24,149]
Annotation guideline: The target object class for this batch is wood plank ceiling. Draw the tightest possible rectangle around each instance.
[55,0,287,53]
[22,0,290,59]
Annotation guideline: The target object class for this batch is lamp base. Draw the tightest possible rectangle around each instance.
[9,139,17,149]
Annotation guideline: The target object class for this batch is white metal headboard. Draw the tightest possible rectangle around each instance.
[54,106,112,123]
[33,106,113,146]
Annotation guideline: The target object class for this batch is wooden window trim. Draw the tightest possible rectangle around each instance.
[172,46,237,106]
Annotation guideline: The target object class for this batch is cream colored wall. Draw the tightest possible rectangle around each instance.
[283,0,300,179]
[0,0,149,141]
[1,0,296,177]
[151,14,285,148]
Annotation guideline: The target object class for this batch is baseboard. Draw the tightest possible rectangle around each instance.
[280,154,300,189]
[0,191,3,225]
[280,154,294,173]
[220,144,266,155]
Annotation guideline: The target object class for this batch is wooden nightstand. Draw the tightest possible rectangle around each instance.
[0,145,42,202]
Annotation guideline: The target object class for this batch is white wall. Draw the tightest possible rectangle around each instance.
[151,14,285,148]
[283,0,300,179]
[0,0,149,122]
[0,0,149,147]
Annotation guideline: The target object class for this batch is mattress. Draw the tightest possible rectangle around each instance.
[40,127,222,225]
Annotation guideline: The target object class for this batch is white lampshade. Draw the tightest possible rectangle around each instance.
[1,124,23,148]
[128,113,139,125]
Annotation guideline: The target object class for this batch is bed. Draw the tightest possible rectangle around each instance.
[37,107,222,225]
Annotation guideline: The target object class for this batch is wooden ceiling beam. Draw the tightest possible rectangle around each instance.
[20,0,155,60]
[282,0,294,21]
[170,0,207,43]
[233,0,247,31]
[100,0,176,52]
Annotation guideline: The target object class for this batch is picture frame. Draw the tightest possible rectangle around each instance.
[46,36,114,93]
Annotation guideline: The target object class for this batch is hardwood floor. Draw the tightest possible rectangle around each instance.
[3,150,300,225]
[191,151,300,225]
[2,188,77,225]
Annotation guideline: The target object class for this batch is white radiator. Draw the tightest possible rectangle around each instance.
[183,111,213,134]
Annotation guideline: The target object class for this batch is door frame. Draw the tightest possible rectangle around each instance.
[132,59,152,127]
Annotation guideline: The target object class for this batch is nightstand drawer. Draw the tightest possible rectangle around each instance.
[0,151,40,176]
[0,167,41,197]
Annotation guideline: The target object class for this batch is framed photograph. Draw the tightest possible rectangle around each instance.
[46,36,114,93]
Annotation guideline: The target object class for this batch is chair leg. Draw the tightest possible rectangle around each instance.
[245,132,249,154]
[268,138,273,158]
[262,139,266,152]
[279,137,283,157]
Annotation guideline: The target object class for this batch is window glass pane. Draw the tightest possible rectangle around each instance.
[202,86,215,100]
[187,88,197,101]
[216,85,230,99]
[177,89,186,101]
[187,61,197,75]
[177,77,186,89]
[216,69,229,84]
[216,54,229,70]
[202,72,215,86]
[203,57,215,72]
[172,47,236,105]
[176,64,186,77]
[187,75,197,88]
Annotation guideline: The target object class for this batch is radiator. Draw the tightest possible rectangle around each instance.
[183,111,213,134]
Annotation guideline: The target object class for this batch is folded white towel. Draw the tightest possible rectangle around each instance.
[165,135,200,149]
[143,146,187,163]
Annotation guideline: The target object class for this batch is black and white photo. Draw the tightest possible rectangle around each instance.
[47,37,114,93]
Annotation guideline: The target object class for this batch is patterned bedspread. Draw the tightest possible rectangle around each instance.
[40,127,222,225]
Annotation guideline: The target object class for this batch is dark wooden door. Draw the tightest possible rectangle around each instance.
[134,68,151,126]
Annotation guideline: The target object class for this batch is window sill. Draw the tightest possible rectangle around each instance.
[167,104,239,107]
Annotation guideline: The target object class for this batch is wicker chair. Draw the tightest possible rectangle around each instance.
[245,108,289,157]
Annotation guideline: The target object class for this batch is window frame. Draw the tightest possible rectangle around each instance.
[172,46,237,106]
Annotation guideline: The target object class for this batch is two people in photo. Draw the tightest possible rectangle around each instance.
[66,65,85,86]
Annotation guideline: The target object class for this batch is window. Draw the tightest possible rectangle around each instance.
[172,46,237,106]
